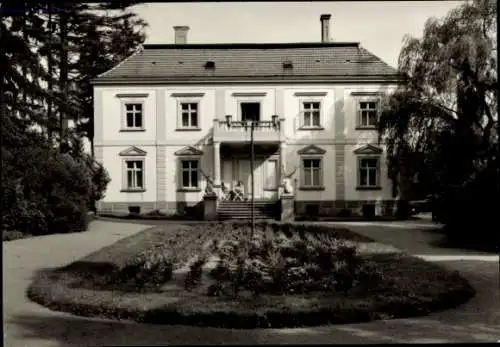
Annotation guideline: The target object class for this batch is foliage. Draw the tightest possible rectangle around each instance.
[378,0,498,221]
[1,116,110,235]
[2,230,29,242]
[1,2,147,147]
[208,230,380,297]
[27,224,475,328]
[116,245,173,290]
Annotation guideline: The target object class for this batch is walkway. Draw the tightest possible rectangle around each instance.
[3,219,499,346]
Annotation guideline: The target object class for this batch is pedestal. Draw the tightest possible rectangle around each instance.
[203,193,218,221]
[280,194,295,222]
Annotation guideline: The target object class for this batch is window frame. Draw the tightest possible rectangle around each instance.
[356,156,381,190]
[119,97,146,132]
[237,100,263,123]
[177,100,201,130]
[121,158,146,192]
[300,100,323,129]
[178,158,201,191]
[300,156,324,190]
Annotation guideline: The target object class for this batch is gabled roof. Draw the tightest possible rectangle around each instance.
[119,146,147,156]
[92,42,400,85]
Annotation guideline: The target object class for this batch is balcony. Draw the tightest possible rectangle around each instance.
[213,115,284,143]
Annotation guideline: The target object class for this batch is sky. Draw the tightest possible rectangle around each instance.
[131,1,465,68]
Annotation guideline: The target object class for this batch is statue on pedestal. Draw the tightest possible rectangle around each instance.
[200,169,216,196]
[280,165,297,195]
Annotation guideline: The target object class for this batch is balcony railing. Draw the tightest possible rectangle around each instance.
[213,115,284,143]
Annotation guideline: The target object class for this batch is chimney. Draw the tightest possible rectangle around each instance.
[173,26,189,44]
[320,14,331,43]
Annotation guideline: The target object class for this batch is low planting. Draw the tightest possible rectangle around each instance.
[28,221,475,328]
[98,209,200,221]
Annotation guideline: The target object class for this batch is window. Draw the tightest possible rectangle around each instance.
[180,102,198,128]
[302,158,322,187]
[181,159,199,189]
[124,103,143,129]
[358,157,380,188]
[302,101,321,128]
[358,101,378,128]
[124,160,144,190]
[240,102,260,122]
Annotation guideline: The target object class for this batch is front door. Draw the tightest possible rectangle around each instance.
[237,158,264,199]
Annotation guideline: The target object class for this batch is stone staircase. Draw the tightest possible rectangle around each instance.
[218,200,279,220]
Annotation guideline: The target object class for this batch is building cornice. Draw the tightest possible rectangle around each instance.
[91,75,402,86]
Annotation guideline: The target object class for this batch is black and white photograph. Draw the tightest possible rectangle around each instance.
[2,0,498,345]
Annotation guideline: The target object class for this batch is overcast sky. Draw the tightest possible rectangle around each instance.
[131,1,464,68]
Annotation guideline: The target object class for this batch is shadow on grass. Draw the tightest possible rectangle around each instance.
[7,309,500,346]
[429,235,498,254]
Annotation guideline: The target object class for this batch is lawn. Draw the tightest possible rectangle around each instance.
[28,221,475,329]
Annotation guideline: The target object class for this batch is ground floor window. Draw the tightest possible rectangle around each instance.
[181,159,199,188]
[358,157,380,187]
[301,158,322,187]
[125,160,144,190]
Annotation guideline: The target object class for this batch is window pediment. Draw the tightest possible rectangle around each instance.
[175,146,204,156]
[294,91,328,97]
[171,93,205,98]
[298,145,326,155]
[119,146,147,156]
[116,93,149,98]
[353,144,383,155]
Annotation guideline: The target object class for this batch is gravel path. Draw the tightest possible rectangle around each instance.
[3,219,499,346]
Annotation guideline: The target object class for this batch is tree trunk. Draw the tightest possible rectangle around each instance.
[395,157,413,218]
[59,10,69,150]
[47,5,54,143]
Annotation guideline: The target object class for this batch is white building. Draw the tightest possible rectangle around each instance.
[91,14,400,219]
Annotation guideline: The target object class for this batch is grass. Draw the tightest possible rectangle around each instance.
[27,221,475,329]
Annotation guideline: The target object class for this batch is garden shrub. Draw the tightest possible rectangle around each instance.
[184,255,209,290]
[208,229,377,297]
[112,245,173,290]
[1,130,110,236]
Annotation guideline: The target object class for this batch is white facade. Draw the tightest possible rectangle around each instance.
[94,82,397,216]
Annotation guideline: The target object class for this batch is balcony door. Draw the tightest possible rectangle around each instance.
[240,102,260,122]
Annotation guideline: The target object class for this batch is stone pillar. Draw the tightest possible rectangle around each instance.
[213,141,221,186]
[279,141,286,196]
[279,141,286,173]
[203,194,218,221]
[280,194,294,222]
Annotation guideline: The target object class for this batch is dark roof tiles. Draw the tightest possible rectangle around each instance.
[94,42,399,84]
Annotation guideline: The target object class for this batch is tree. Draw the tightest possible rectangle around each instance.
[378,0,498,224]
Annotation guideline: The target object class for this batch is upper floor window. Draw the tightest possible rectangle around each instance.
[357,101,378,128]
[302,101,321,128]
[117,93,148,132]
[180,102,199,128]
[124,103,144,129]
